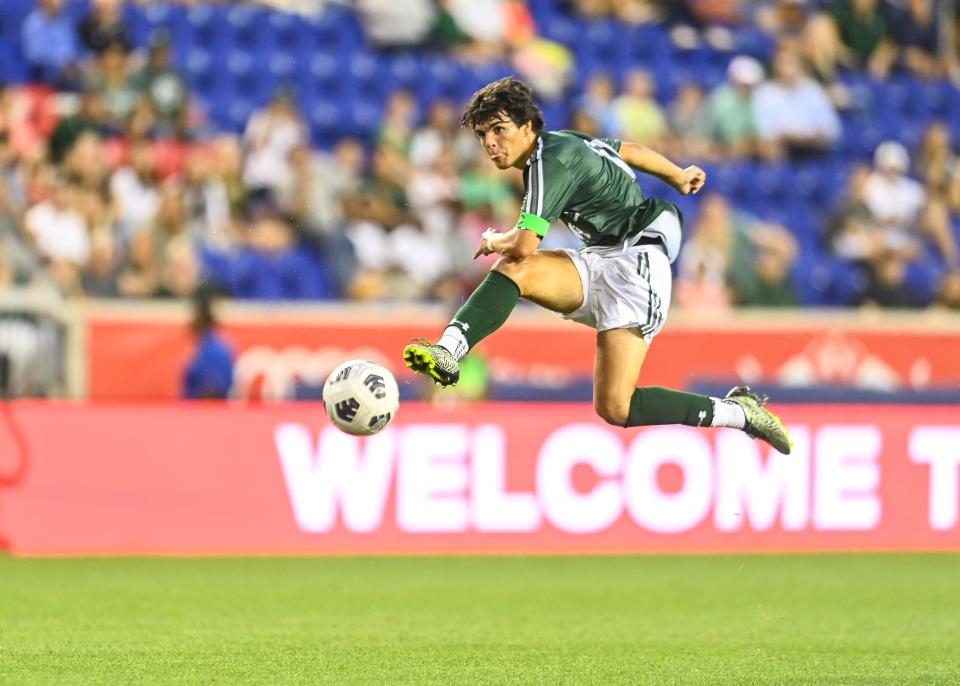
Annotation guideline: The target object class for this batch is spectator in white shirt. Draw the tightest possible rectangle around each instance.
[753,45,841,158]
[242,87,307,201]
[864,141,957,264]
[356,0,436,48]
[24,173,90,295]
[24,176,89,267]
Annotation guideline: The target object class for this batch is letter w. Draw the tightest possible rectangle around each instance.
[274,424,394,533]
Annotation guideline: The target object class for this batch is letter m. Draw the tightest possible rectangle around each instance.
[274,423,394,533]
[714,428,810,532]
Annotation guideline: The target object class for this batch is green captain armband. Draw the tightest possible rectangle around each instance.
[516,212,550,238]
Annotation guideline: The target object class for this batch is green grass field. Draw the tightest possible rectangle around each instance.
[1,554,958,685]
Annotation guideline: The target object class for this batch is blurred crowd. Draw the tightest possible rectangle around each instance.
[0,0,959,311]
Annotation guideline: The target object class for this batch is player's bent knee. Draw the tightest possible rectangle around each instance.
[594,396,629,427]
[493,257,528,289]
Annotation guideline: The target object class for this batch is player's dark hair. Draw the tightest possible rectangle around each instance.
[461,77,544,134]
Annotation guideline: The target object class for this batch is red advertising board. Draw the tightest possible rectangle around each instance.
[86,307,960,400]
[1,401,958,555]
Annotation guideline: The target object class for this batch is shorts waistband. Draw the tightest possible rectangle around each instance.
[636,234,664,248]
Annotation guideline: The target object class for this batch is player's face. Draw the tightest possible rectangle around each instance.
[473,115,536,170]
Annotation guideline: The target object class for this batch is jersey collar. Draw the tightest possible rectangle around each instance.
[524,135,544,168]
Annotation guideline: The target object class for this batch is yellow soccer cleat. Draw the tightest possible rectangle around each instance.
[725,385,792,455]
[403,338,460,387]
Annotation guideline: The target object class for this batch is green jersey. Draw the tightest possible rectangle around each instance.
[517,130,676,248]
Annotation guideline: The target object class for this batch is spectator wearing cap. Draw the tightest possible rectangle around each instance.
[752,44,840,158]
[704,55,763,157]
[864,141,958,264]
[21,0,81,88]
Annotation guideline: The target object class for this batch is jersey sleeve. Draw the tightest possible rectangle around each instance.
[517,156,575,237]
[599,137,621,152]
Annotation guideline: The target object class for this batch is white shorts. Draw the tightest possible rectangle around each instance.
[560,233,674,343]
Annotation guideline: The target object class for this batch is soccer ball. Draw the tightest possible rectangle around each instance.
[322,360,399,436]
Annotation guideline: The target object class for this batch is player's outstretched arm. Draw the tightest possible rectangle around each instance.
[618,142,706,196]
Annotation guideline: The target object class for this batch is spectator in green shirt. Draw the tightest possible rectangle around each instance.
[731,241,799,308]
[828,0,897,78]
[704,55,763,158]
[129,30,189,139]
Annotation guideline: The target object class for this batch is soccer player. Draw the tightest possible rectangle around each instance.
[403,78,791,454]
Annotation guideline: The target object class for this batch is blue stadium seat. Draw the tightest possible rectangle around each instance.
[753,164,791,204]
[184,6,226,59]
[267,9,300,47]
[919,81,950,116]
[793,167,827,206]
[143,3,189,48]
[622,27,669,72]
[308,50,339,82]
[269,51,297,81]
[801,257,865,307]
[142,3,172,29]
[226,97,257,132]
[227,246,334,300]
[225,5,266,47]
[121,2,150,48]
[386,53,421,90]
[185,46,213,77]
[904,256,942,306]
[541,15,579,45]
[710,163,748,203]
[186,4,217,35]
[527,0,560,24]
[732,27,774,61]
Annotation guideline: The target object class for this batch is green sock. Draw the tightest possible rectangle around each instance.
[626,386,714,427]
[449,271,521,349]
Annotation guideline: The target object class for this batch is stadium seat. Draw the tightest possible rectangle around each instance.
[100,137,129,169]
[541,16,579,46]
[732,27,774,61]
[225,5,266,49]
[384,51,418,83]
[150,140,188,180]
[904,255,942,306]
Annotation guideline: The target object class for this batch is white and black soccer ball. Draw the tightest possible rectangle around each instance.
[322,360,399,436]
